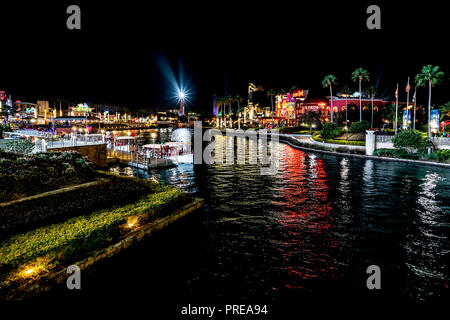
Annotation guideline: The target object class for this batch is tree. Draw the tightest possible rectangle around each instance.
[385,103,402,129]
[415,65,445,153]
[349,120,371,133]
[352,67,370,121]
[267,89,276,114]
[322,75,338,123]
[366,85,378,128]
[321,123,341,139]
[234,95,243,112]
[392,130,426,154]
[224,95,233,127]
[214,97,223,127]
[439,101,450,120]
[341,85,352,127]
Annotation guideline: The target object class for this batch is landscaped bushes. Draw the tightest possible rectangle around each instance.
[392,130,426,154]
[349,120,371,133]
[320,123,341,139]
[0,173,161,238]
[0,139,35,154]
[0,151,95,202]
[427,149,450,162]
[373,148,418,159]
[0,187,185,288]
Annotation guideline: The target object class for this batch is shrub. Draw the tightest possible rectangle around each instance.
[427,149,450,162]
[320,123,341,139]
[0,151,95,202]
[0,174,162,238]
[349,120,371,133]
[374,148,398,157]
[0,139,35,154]
[392,130,426,154]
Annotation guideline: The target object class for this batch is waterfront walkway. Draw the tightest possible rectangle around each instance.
[289,134,366,152]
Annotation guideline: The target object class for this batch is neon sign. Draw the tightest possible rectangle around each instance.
[293,90,305,98]
[74,103,91,113]
[26,107,36,114]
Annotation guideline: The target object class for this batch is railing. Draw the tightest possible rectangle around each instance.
[33,133,106,152]
[375,135,394,143]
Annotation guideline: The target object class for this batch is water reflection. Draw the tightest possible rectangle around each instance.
[105,134,449,302]
[403,172,448,300]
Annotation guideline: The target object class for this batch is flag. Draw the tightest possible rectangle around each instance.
[395,88,398,98]
[405,82,410,93]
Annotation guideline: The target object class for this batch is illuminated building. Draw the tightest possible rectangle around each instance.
[69,103,91,117]
[296,98,329,121]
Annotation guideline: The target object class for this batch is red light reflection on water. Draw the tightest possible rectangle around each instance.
[275,145,337,289]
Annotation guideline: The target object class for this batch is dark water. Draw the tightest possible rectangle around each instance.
[35,133,450,314]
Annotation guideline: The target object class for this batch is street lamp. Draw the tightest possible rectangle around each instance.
[179,91,185,116]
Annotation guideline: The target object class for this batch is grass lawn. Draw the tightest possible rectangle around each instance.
[0,184,185,291]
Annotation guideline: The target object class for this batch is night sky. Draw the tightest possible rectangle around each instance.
[1,1,449,112]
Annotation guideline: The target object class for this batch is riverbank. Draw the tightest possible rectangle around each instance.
[1,197,203,300]
[279,134,450,168]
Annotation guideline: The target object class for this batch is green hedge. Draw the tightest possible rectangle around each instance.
[320,123,341,139]
[313,134,365,146]
[0,187,184,285]
[0,139,35,154]
[349,120,371,133]
[0,173,162,239]
[0,151,95,202]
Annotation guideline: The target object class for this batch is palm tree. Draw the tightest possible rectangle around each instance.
[341,85,352,127]
[214,97,223,127]
[386,103,402,129]
[322,75,338,122]
[234,95,243,112]
[234,95,243,128]
[351,67,370,121]
[224,95,233,127]
[366,85,378,128]
[416,65,445,152]
[290,85,298,93]
[267,89,276,113]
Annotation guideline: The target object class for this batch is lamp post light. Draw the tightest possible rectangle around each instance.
[179,91,185,116]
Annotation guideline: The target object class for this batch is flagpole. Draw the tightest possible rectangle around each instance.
[406,77,410,129]
[395,83,399,135]
[413,86,417,130]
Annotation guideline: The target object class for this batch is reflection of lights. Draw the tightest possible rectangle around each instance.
[171,128,191,142]
[151,132,157,139]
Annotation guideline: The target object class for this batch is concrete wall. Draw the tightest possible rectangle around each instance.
[375,135,450,150]
[50,143,107,167]
[375,135,394,149]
